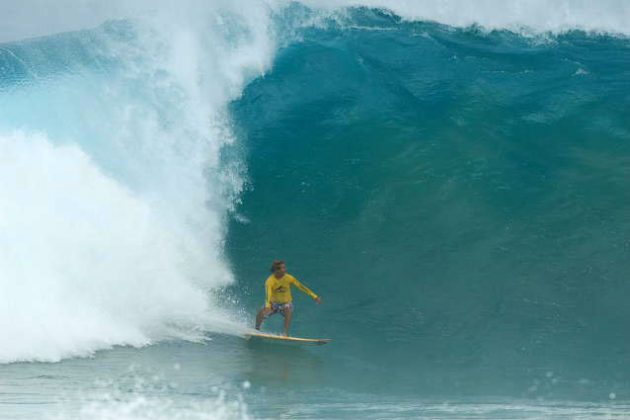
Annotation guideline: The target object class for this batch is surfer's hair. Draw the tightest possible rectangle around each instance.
[270,260,285,273]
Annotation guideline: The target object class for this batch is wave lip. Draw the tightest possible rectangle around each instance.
[2,1,630,44]
[301,0,630,35]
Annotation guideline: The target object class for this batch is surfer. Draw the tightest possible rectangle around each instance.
[255,260,322,336]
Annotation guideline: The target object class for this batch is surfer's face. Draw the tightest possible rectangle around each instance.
[274,264,287,277]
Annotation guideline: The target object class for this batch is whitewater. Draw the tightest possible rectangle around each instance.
[1,0,629,418]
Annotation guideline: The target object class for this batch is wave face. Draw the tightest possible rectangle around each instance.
[228,7,630,397]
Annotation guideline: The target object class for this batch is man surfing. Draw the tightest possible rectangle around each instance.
[255,260,322,337]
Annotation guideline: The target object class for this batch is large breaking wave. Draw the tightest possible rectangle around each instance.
[0,0,628,365]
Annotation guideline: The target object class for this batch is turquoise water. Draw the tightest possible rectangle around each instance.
[229,9,630,398]
[1,2,629,418]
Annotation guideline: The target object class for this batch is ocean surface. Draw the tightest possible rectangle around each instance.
[1,1,629,418]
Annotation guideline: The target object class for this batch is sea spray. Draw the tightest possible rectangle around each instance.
[0,1,277,363]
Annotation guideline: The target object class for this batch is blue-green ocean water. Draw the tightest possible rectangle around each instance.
[1,3,629,419]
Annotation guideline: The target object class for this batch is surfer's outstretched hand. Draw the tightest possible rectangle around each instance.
[315,297,322,304]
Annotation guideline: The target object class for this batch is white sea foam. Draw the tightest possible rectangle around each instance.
[0,2,273,363]
[301,0,630,35]
[49,374,251,420]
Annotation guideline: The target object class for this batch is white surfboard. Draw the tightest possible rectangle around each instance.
[245,331,331,345]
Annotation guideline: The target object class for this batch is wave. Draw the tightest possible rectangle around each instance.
[0,0,628,364]
[228,3,630,393]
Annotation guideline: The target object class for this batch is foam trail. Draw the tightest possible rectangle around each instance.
[51,374,251,419]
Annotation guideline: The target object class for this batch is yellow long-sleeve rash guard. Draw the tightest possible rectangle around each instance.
[265,274,318,308]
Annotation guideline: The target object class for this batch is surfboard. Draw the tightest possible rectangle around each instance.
[245,331,331,345]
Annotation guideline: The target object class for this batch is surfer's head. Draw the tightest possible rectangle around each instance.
[270,260,287,276]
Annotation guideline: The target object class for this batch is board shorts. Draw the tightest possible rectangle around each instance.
[265,302,293,318]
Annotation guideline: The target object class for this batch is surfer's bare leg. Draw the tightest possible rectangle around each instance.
[256,307,273,330]
[283,307,293,337]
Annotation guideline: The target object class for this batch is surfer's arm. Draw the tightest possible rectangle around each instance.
[265,279,273,308]
[291,276,318,300]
